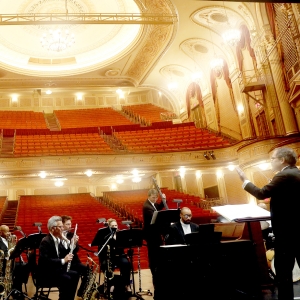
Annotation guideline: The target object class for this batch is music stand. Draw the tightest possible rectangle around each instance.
[9,237,28,260]
[151,209,180,242]
[26,233,46,250]
[115,228,144,300]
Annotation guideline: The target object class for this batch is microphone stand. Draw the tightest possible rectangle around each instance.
[124,223,144,300]
[95,229,116,299]
[95,229,115,257]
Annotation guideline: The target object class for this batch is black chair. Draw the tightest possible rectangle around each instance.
[27,250,60,299]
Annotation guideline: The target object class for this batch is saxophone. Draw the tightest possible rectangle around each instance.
[0,250,5,296]
[4,234,17,296]
[82,256,100,300]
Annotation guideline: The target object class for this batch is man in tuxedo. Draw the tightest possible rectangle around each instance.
[0,225,29,300]
[61,215,88,298]
[38,216,80,300]
[166,207,199,245]
[236,147,300,300]
[142,189,165,285]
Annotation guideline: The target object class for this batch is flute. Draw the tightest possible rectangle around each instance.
[67,223,78,272]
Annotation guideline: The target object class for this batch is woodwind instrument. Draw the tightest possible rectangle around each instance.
[67,223,78,272]
[152,176,169,209]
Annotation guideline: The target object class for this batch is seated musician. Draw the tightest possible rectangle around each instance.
[98,218,131,295]
[38,216,80,300]
[0,225,30,300]
[61,215,88,298]
[166,207,199,245]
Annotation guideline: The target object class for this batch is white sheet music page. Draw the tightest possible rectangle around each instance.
[212,204,270,222]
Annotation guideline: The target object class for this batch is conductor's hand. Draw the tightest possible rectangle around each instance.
[64,253,73,263]
[161,193,167,201]
[235,167,248,182]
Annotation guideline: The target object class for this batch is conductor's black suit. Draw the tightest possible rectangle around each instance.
[244,166,300,300]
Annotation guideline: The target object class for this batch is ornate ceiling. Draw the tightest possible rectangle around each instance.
[0,1,266,193]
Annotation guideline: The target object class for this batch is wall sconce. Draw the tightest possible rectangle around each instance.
[209,151,216,160]
[203,151,210,160]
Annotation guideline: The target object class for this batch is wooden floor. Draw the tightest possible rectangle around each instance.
[19,269,154,300]
[14,268,300,300]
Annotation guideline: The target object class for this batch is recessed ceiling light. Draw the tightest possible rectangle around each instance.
[46,90,52,95]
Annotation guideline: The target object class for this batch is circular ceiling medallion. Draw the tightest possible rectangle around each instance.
[0,0,141,76]
[105,69,121,77]
[194,44,208,53]
[210,13,228,23]
[172,70,184,77]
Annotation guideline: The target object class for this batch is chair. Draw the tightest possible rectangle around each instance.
[27,249,59,299]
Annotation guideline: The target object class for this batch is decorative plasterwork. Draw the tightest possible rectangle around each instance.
[0,0,141,76]
[191,5,255,32]
[0,77,136,89]
[125,0,177,84]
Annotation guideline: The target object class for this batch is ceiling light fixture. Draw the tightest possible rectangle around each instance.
[54,180,64,187]
[84,170,93,177]
[39,171,47,179]
[45,90,52,95]
[207,20,223,72]
[40,29,75,52]
[132,176,141,183]
[221,2,241,47]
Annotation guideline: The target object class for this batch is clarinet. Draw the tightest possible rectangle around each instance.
[152,176,169,210]
[67,223,78,272]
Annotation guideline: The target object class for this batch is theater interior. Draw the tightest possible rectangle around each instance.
[0,0,299,299]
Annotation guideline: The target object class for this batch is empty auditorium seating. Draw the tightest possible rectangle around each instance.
[54,108,134,129]
[113,122,231,153]
[13,131,114,156]
[0,111,47,129]
[122,103,177,125]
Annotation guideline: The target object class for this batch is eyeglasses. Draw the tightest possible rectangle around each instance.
[182,214,192,218]
[53,226,63,229]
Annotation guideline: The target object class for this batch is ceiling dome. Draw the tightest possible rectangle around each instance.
[0,0,141,76]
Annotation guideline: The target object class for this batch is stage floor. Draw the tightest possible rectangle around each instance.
[14,269,300,300]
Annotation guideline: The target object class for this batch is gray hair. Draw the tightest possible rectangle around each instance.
[47,216,62,231]
[148,188,158,197]
[275,147,298,166]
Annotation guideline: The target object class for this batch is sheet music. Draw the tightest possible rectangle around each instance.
[212,204,270,222]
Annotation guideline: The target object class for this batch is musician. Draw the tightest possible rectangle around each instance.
[98,218,131,294]
[0,225,30,300]
[236,147,300,300]
[166,207,199,245]
[142,189,165,285]
[61,215,88,298]
[38,216,80,300]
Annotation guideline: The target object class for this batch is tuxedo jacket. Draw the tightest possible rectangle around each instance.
[244,165,300,239]
[166,221,199,245]
[38,234,70,276]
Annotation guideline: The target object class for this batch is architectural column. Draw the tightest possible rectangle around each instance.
[8,189,14,201]
[180,175,187,194]
[244,169,257,205]
[261,25,298,135]
[216,171,228,204]
[196,171,204,198]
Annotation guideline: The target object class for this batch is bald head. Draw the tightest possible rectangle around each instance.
[0,225,10,239]
[180,207,192,224]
